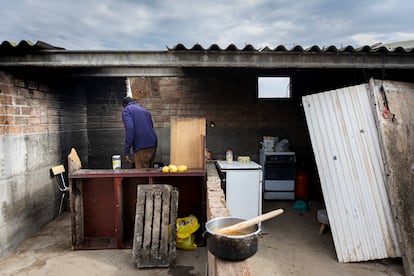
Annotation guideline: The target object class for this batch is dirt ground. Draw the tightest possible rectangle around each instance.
[0,200,405,276]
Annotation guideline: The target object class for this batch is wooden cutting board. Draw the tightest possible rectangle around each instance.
[170,118,206,169]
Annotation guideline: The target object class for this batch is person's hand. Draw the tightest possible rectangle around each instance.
[124,156,132,164]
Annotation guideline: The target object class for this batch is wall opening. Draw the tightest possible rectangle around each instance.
[258,76,291,98]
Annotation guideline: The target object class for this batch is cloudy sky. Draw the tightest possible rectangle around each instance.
[1,0,413,50]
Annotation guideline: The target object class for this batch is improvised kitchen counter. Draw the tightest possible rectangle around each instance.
[68,168,206,250]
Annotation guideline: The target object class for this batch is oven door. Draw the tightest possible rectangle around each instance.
[264,163,295,180]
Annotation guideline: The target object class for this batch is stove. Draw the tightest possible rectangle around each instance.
[259,150,296,200]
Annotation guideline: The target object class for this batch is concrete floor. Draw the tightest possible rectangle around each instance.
[0,200,405,276]
[0,211,207,276]
[248,200,404,276]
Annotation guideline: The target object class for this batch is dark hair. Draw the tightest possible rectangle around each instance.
[122,96,135,107]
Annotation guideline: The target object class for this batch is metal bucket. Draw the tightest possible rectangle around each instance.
[204,217,261,261]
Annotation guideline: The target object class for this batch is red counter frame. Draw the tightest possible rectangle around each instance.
[68,168,206,250]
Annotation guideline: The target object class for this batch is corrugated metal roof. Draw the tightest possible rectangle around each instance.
[1,40,414,76]
[302,82,401,262]
[2,40,413,53]
[168,43,414,53]
[0,40,65,51]
[373,39,414,51]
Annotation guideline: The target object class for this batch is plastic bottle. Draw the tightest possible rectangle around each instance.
[226,150,233,163]
[112,155,121,170]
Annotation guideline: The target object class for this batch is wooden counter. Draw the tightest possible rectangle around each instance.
[68,168,206,250]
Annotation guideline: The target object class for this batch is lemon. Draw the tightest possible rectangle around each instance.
[162,166,169,173]
[168,164,178,173]
[177,165,188,172]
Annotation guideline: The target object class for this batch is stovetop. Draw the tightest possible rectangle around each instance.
[216,160,262,170]
[260,150,295,155]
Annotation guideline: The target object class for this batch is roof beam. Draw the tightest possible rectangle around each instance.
[0,51,414,73]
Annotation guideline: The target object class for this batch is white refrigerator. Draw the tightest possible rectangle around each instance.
[216,160,262,220]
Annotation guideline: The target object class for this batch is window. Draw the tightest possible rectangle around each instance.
[258,77,291,98]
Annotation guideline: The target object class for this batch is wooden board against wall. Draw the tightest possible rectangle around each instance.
[170,118,206,169]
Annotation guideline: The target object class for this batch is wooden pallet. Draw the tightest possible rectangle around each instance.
[132,184,179,268]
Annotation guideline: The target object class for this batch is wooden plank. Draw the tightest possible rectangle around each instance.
[132,184,179,268]
[142,188,154,263]
[68,148,82,174]
[151,190,162,259]
[69,168,205,178]
[169,188,179,263]
[132,185,146,263]
[51,165,65,175]
[170,117,206,169]
[159,188,170,261]
[67,148,83,250]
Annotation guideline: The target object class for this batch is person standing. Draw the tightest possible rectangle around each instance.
[122,96,158,168]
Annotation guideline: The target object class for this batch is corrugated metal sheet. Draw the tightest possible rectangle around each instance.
[0,40,64,51]
[373,39,414,51]
[2,40,413,53]
[168,43,414,53]
[302,83,401,262]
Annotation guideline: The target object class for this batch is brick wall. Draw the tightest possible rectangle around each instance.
[85,75,311,168]
[132,76,309,162]
[0,73,86,136]
[130,76,301,129]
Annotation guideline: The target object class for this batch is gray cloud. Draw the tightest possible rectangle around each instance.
[0,0,413,50]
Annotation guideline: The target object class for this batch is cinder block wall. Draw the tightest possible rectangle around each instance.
[0,71,88,258]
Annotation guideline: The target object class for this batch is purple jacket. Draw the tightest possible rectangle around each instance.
[122,102,157,157]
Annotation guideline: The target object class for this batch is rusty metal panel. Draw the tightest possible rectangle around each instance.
[370,79,414,275]
[302,83,401,262]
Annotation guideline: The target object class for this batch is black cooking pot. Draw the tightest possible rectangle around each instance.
[204,217,261,261]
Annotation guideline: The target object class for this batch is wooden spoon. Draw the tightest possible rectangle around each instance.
[215,208,284,235]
